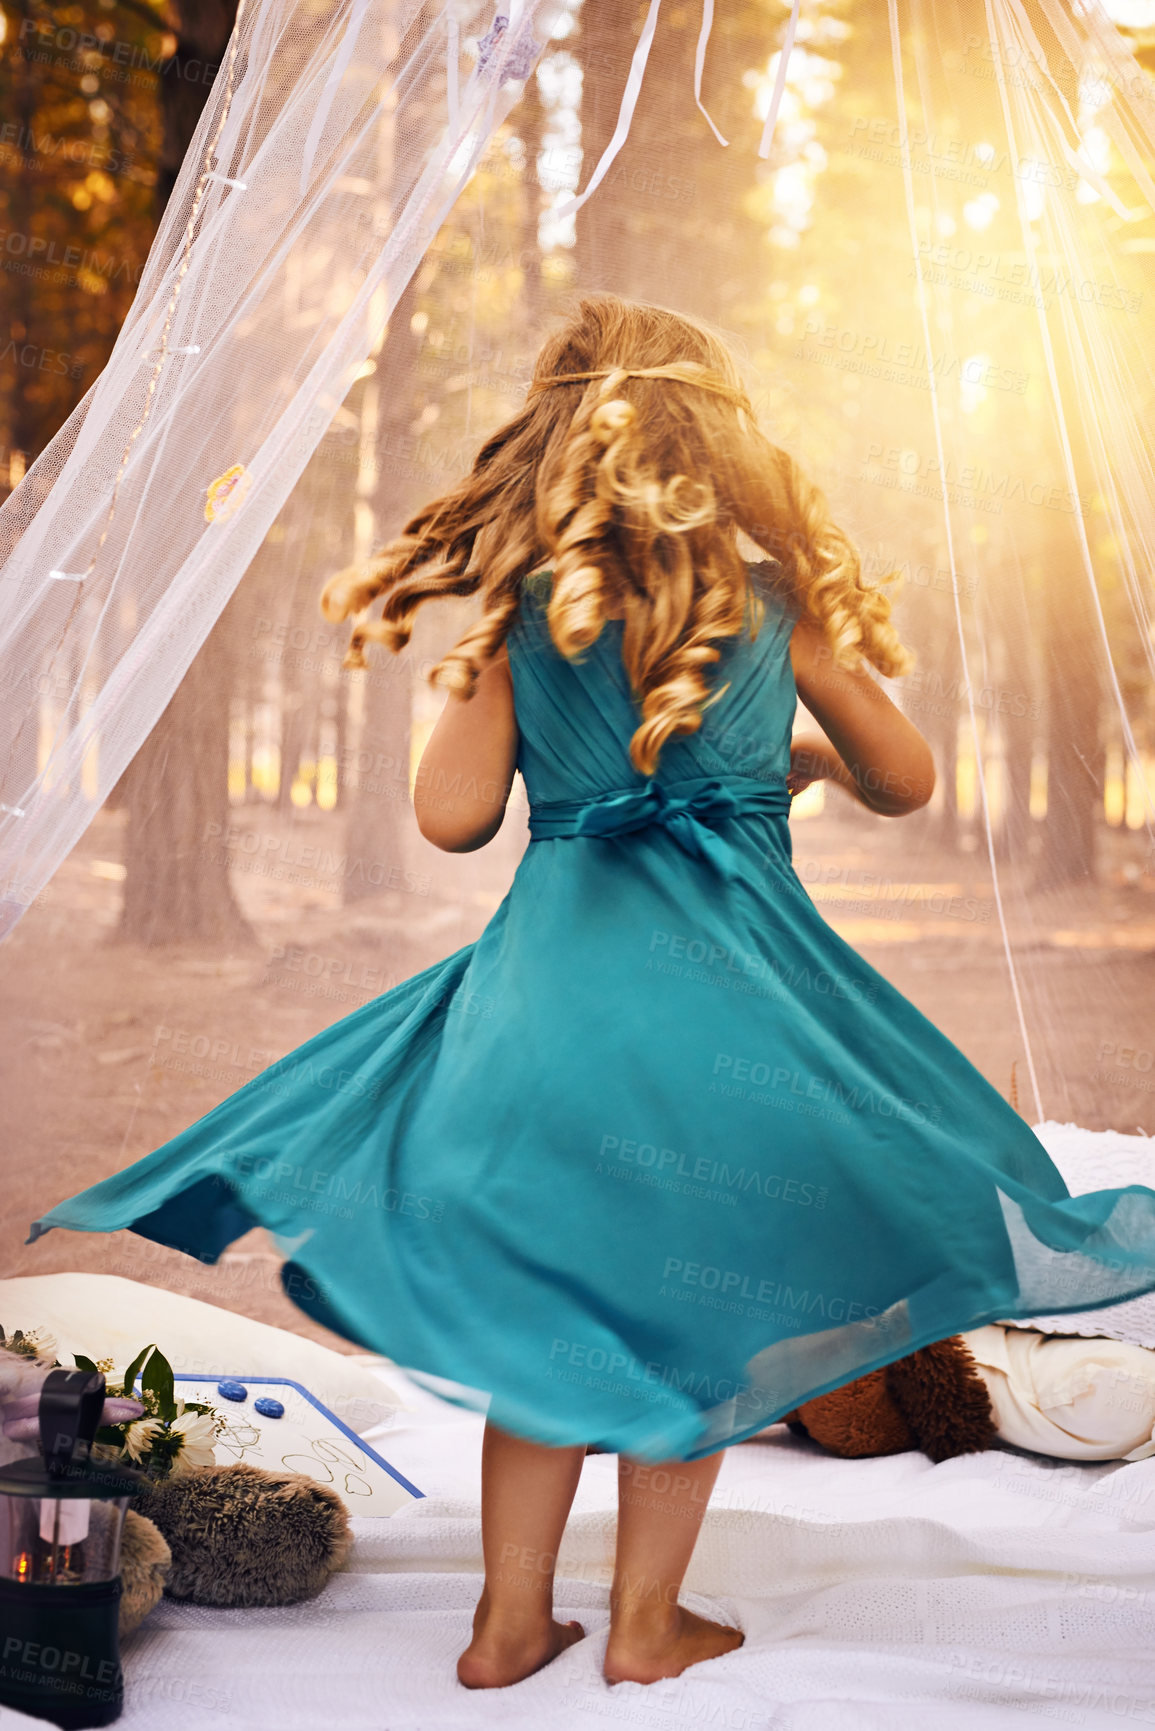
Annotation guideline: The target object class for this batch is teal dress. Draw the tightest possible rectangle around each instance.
[29,567,1155,1461]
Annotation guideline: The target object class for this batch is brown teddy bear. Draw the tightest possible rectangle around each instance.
[783,1336,997,1463]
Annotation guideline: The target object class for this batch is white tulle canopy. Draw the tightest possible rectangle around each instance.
[1,0,1154,1133]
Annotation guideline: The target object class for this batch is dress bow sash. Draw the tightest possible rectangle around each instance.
[528,775,791,880]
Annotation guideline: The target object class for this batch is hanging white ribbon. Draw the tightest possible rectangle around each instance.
[1057,137,1134,221]
[555,0,663,217]
[758,0,801,160]
[447,11,461,137]
[299,0,371,196]
[694,0,728,147]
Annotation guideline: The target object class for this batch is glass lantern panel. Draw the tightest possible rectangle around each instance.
[0,1494,129,1585]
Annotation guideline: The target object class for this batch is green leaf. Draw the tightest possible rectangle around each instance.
[120,1344,156,1402]
[72,1354,100,1374]
[141,1346,176,1424]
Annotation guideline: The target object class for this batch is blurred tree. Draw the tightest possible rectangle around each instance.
[339,60,568,906]
[0,0,162,490]
[0,0,249,940]
[341,290,420,908]
[117,0,247,944]
[574,0,770,320]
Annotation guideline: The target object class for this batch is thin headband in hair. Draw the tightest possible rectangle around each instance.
[527,363,753,414]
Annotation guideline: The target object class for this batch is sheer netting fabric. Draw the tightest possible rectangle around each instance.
[6,0,1155,1459]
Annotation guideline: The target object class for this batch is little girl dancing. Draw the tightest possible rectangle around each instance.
[32,293,1155,1690]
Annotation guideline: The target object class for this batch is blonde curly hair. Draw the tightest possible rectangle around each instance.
[322,294,913,776]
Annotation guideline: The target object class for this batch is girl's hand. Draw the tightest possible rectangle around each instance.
[787,735,842,797]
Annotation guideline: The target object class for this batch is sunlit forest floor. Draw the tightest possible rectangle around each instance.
[2,794,1153,1350]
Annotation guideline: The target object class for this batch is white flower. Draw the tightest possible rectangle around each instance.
[121,1417,164,1461]
[0,1326,57,1363]
[167,1409,217,1474]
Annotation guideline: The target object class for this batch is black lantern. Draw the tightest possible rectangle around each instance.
[0,1368,143,1728]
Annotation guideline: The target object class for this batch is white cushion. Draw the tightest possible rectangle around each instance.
[965,1322,1155,1461]
[0,1274,407,1436]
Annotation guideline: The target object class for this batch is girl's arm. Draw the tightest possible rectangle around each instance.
[788,619,935,816]
[413,647,519,852]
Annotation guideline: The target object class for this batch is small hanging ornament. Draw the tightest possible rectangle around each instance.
[205,463,251,523]
[475,13,538,83]
[475,13,507,68]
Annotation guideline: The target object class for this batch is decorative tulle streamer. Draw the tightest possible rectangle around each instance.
[0,0,1152,1139]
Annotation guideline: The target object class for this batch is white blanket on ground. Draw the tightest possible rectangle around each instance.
[102,1374,1155,1731]
[6,1121,1155,1731]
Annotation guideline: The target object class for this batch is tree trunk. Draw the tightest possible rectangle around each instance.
[574,2,766,317]
[118,0,249,945]
[1036,567,1104,888]
[574,1,640,293]
[342,281,421,906]
[519,67,546,328]
[2,2,42,801]
[119,625,250,943]
[995,683,1035,866]
[904,603,960,851]
[343,652,413,907]
[8,0,38,476]
[154,0,239,211]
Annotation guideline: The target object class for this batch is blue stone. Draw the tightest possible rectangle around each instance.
[217,1380,248,1402]
[254,1397,284,1419]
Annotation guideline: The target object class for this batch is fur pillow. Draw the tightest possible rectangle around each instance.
[136,1463,352,1607]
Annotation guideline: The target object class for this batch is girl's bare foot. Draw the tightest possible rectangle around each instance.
[458,1600,585,1689]
[604,1603,744,1684]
